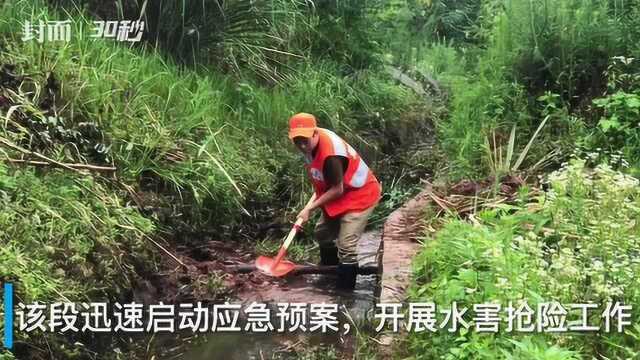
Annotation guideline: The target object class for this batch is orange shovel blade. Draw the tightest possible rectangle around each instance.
[255,255,296,277]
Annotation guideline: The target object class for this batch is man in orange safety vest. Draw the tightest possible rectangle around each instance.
[288,112,381,289]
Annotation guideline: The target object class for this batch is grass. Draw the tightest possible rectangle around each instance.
[0,163,156,301]
[399,1,640,359]
[408,159,640,359]
[0,0,430,302]
[411,0,640,179]
[0,1,409,229]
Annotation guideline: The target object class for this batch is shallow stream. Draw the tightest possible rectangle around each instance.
[155,231,382,359]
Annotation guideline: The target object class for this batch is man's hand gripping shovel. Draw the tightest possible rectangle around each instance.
[255,194,316,277]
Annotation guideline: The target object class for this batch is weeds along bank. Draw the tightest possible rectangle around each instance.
[403,0,640,358]
[408,159,640,359]
[412,0,640,178]
[0,1,435,358]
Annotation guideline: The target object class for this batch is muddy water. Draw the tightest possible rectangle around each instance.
[160,232,382,359]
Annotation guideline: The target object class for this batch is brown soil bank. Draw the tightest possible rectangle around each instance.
[379,183,434,304]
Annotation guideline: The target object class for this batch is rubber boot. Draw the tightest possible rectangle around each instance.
[319,247,339,266]
[336,263,358,290]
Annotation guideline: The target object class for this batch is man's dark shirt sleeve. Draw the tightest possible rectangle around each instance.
[323,156,348,187]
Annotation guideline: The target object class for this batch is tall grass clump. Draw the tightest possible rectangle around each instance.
[584,56,640,176]
[1,1,281,226]
[483,0,636,102]
[44,0,318,83]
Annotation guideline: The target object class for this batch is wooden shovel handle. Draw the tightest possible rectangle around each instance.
[282,194,316,249]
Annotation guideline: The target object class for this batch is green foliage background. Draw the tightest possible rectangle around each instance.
[404,0,640,359]
[410,160,640,359]
[1,0,640,358]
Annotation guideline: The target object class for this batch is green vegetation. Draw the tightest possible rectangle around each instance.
[0,0,432,357]
[410,159,640,358]
[413,0,640,178]
[406,0,640,359]
[0,163,155,301]
[2,0,640,358]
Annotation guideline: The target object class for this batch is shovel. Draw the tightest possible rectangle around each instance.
[255,194,315,277]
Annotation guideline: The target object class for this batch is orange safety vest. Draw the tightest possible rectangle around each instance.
[305,128,381,217]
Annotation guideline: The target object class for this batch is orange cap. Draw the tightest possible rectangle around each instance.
[288,113,317,139]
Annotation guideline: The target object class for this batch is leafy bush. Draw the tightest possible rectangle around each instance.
[586,56,640,173]
[0,352,16,360]
[593,91,640,146]
[410,159,640,359]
